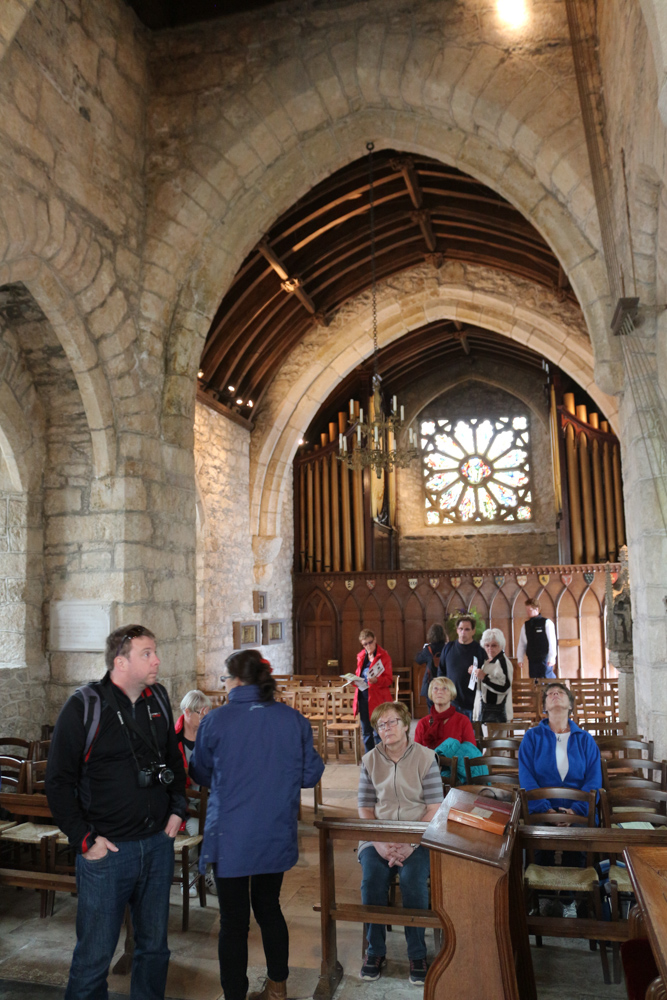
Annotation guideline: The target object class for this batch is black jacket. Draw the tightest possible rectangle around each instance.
[46,673,187,851]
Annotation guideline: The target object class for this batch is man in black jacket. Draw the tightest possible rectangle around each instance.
[438,616,487,720]
[46,624,187,1000]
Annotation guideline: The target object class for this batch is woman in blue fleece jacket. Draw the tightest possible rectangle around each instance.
[518,682,602,819]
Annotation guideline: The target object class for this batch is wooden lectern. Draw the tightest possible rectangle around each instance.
[421,788,535,1000]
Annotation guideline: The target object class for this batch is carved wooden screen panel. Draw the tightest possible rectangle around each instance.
[361,592,382,646]
[555,589,580,678]
[341,594,362,674]
[489,587,511,656]
[404,592,425,672]
[580,588,604,678]
[297,590,337,675]
[382,594,404,672]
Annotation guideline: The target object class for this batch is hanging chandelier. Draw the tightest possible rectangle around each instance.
[338,142,420,479]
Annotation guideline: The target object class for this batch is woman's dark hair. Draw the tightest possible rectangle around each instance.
[225,649,276,702]
[426,623,445,644]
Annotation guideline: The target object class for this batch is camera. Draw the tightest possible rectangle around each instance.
[137,763,175,788]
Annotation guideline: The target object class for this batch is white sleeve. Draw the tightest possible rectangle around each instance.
[516,624,527,662]
[546,618,557,664]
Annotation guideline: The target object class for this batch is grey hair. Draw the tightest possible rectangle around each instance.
[180,689,213,714]
[480,628,506,651]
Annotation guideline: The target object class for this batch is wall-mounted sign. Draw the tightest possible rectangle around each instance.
[50,601,113,652]
[232,621,261,649]
[262,619,286,644]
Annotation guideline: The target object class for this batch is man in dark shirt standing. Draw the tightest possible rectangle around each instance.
[46,624,187,1000]
[438,616,486,720]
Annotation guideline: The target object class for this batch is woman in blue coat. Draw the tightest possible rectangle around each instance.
[191,651,324,1000]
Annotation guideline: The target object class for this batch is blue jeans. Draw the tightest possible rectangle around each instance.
[65,831,175,1000]
[359,845,431,960]
[358,690,380,754]
[453,703,474,722]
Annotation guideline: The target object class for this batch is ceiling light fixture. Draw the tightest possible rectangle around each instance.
[496,0,529,29]
[197,369,204,379]
[236,398,243,405]
[338,142,420,479]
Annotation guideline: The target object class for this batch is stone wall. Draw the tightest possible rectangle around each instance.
[395,358,559,569]
[194,400,293,693]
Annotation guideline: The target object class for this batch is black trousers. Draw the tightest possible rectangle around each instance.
[357,689,380,754]
[215,871,289,1000]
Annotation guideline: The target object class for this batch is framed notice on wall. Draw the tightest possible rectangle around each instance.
[261,619,286,644]
[232,620,261,649]
[50,601,113,652]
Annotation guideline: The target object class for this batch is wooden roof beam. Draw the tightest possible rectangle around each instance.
[258,240,316,315]
[391,157,423,208]
[410,209,437,252]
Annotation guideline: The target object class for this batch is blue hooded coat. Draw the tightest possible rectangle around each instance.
[190,685,324,877]
[518,717,602,816]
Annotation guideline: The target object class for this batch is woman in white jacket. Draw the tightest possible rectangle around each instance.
[470,628,513,723]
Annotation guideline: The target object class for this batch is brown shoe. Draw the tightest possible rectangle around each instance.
[248,979,287,1000]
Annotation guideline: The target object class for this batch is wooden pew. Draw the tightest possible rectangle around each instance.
[624,846,667,997]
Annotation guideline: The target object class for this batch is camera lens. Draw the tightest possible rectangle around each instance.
[159,766,175,787]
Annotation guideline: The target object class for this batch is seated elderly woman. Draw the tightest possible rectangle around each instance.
[414,676,475,749]
[518,682,602,820]
[470,628,513,724]
[357,701,443,986]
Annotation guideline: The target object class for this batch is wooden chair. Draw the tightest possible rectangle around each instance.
[434,754,458,793]
[602,757,667,793]
[326,689,361,764]
[173,785,208,931]
[463,754,520,789]
[0,760,70,917]
[295,688,328,762]
[580,721,629,737]
[32,740,51,761]
[476,737,521,757]
[0,737,34,760]
[483,721,532,739]
[519,787,609,981]
[0,756,26,791]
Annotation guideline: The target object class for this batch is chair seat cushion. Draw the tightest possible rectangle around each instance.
[524,863,599,891]
[174,834,203,849]
[0,822,67,844]
[608,864,633,891]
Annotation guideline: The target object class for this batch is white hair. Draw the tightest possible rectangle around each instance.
[180,689,213,714]
[480,628,506,650]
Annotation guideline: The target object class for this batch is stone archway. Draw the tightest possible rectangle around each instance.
[248,262,617,562]
[149,0,623,438]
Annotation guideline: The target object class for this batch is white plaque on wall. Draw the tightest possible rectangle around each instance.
[50,601,113,652]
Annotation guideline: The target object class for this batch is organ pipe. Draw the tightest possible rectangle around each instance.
[298,464,306,572]
[591,436,606,561]
[352,437,365,570]
[565,422,584,563]
[602,440,616,559]
[314,457,322,572]
[322,451,331,572]
[578,430,596,563]
[306,462,314,573]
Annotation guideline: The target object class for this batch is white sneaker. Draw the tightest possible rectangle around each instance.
[205,867,218,895]
[180,866,198,897]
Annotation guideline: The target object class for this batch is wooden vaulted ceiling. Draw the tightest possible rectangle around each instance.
[198,150,576,422]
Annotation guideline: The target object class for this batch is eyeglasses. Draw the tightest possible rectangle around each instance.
[376,718,402,731]
[361,641,375,647]
[220,675,232,683]
[115,626,150,659]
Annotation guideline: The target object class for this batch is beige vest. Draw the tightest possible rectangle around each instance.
[359,742,436,854]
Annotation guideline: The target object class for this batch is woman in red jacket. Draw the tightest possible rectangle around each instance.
[414,676,476,750]
[353,629,393,754]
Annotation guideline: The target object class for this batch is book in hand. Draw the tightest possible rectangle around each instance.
[340,673,368,690]
[368,661,385,681]
[447,794,513,836]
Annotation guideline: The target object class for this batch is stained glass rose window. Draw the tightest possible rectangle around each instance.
[422,416,532,525]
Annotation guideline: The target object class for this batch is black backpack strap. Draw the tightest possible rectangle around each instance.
[74,684,102,761]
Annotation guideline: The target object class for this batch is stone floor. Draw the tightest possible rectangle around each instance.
[0,758,627,1000]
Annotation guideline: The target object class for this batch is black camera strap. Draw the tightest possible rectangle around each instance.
[101,682,164,764]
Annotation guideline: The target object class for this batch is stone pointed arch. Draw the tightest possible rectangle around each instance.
[0,0,37,65]
[249,262,619,549]
[0,258,116,478]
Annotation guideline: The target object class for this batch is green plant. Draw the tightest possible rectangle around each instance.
[445,608,486,642]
